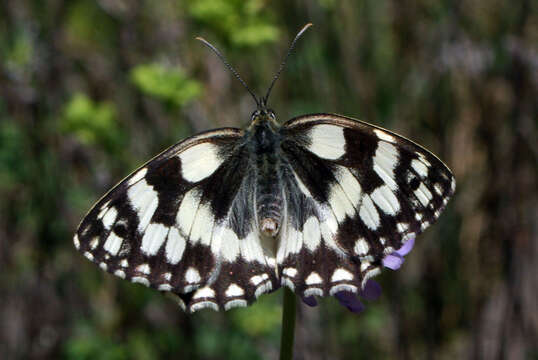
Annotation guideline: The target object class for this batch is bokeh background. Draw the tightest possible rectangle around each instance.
[1,0,537,359]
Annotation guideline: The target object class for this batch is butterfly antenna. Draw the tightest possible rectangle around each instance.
[196,36,260,107]
[262,23,313,107]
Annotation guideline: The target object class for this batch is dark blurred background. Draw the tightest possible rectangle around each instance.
[0,0,537,359]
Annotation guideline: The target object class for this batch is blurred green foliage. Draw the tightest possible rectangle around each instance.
[187,0,279,46]
[65,323,129,360]
[130,64,202,107]
[230,295,282,337]
[61,93,122,152]
[2,30,33,73]
[0,119,28,190]
[1,0,536,359]
[64,0,116,50]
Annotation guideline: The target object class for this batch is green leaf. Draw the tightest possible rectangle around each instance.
[64,323,127,360]
[3,30,33,72]
[231,24,280,47]
[129,63,202,107]
[64,0,116,50]
[60,93,123,152]
[187,0,279,47]
[230,293,282,337]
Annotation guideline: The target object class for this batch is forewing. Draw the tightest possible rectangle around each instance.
[278,114,455,298]
[74,128,277,312]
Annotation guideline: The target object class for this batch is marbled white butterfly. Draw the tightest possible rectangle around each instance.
[74,24,455,312]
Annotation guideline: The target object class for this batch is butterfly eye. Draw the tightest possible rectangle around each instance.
[251,110,260,121]
[268,110,276,120]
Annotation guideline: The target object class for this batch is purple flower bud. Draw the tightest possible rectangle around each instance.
[359,279,382,301]
[382,253,404,270]
[382,238,415,270]
[301,296,318,307]
[395,238,415,256]
[335,291,365,313]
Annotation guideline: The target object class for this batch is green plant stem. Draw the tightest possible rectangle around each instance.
[279,287,296,360]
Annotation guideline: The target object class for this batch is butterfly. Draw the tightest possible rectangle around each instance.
[74,24,455,312]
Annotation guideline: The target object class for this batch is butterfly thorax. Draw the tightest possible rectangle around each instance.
[247,115,284,238]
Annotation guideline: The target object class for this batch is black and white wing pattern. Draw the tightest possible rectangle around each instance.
[74,128,278,312]
[75,112,455,312]
[277,114,455,299]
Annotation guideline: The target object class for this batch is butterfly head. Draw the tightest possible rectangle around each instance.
[250,106,277,126]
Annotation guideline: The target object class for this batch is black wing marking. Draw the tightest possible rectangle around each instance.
[74,128,277,312]
[277,113,455,298]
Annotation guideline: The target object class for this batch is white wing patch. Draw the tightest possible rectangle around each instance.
[193,286,215,299]
[185,267,201,284]
[165,227,186,265]
[103,233,123,256]
[302,216,321,251]
[73,234,80,250]
[219,227,240,262]
[306,124,346,160]
[327,183,356,222]
[374,164,398,192]
[318,207,343,253]
[127,167,148,186]
[101,207,118,230]
[190,203,215,246]
[331,268,354,282]
[285,224,303,256]
[411,159,429,178]
[177,189,200,236]
[415,182,433,207]
[89,237,99,250]
[225,283,245,297]
[334,166,362,205]
[358,194,380,230]
[127,179,158,232]
[353,237,370,257]
[373,142,399,187]
[224,299,248,311]
[370,184,400,215]
[135,263,151,275]
[140,223,168,256]
[239,232,266,263]
[305,272,323,285]
[373,129,396,142]
[179,143,225,183]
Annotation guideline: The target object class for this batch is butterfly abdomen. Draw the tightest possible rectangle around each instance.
[250,122,284,237]
[255,165,283,237]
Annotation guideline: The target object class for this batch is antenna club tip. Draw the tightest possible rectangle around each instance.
[302,23,313,31]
